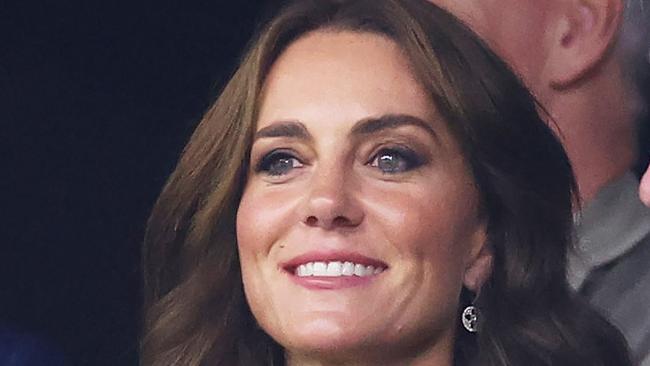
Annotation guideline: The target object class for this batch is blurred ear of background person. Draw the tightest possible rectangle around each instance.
[426,0,650,364]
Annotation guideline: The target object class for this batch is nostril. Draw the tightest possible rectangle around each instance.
[332,216,352,227]
[304,215,357,228]
[305,216,318,226]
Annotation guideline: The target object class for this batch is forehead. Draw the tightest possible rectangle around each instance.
[256,30,437,132]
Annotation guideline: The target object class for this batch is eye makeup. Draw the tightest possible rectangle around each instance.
[254,148,304,177]
[249,121,438,182]
[367,145,428,174]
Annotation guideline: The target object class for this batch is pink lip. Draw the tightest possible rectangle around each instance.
[289,275,380,290]
[280,250,388,290]
[281,250,388,272]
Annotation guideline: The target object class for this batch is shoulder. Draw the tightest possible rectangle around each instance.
[584,233,650,364]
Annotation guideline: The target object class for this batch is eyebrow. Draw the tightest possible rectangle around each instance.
[351,114,438,141]
[253,114,438,141]
[254,121,311,141]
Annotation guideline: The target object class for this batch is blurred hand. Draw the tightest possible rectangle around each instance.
[641,167,650,207]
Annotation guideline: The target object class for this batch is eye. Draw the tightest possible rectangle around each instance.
[257,150,304,176]
[368,147,423,174]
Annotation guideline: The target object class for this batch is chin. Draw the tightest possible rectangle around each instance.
[273,317,379,355]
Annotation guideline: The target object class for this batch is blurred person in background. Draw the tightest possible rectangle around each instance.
[642,167,650,206]
[424,0,650,364]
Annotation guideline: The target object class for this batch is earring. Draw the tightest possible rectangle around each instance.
[461,305,479,333]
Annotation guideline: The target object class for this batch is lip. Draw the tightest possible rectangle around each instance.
[281,250,388,290]
[281,250,388,272]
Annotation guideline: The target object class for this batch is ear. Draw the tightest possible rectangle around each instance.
[463,228,493,292]
[545,0,624,88]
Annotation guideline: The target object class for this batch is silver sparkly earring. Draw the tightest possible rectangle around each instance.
[461,288,481,333]
[461,305,479,333]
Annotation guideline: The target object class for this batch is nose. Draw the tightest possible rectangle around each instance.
[300,166,364,230]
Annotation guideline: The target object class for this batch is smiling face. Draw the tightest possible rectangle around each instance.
[236,30,491,364]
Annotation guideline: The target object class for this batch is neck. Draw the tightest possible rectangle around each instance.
[541,59,638,204]
[285,331,455,366]
[286,351,452,366]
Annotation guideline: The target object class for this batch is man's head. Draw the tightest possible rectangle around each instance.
[428,0,649,203]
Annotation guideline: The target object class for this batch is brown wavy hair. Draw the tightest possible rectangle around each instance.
[141,0,632,365]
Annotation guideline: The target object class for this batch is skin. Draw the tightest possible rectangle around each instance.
[236,31,492,366]
[423,0,556,89]
[428,0,639,204]
[641,168,650,206]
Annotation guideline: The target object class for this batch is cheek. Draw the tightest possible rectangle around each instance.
[235,182,306,298]
[236,184,301,254]
[236,187,275,283]
[356,182,480,340]
[397,202,472,292]
[369,176,480,259]
[368,175,482,321]
[235,185,296,326]
[236,194,266,254]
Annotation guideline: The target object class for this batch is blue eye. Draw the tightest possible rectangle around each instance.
[257,151,303,176]
[369,147,423,174]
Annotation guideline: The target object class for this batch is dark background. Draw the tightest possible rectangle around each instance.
[1,1,281,364]
[1,1,648,365]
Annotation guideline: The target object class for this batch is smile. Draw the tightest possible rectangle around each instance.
[295,261,386,277]
[282,251,389,289]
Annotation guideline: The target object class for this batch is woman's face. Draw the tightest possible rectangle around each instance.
[236,30,491,362]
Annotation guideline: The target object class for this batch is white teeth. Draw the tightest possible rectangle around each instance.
[297,265,306,276]
[312,262,327,276]
[341,261,355,276]
[325,261,342,276]
[353,264,365,276]
[294,261,385,278]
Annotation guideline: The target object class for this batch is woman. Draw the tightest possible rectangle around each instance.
[141,0,632,365]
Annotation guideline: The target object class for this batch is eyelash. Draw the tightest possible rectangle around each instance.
[367,145,425,174]
[255,149,304,177]
[254,145,426,178]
